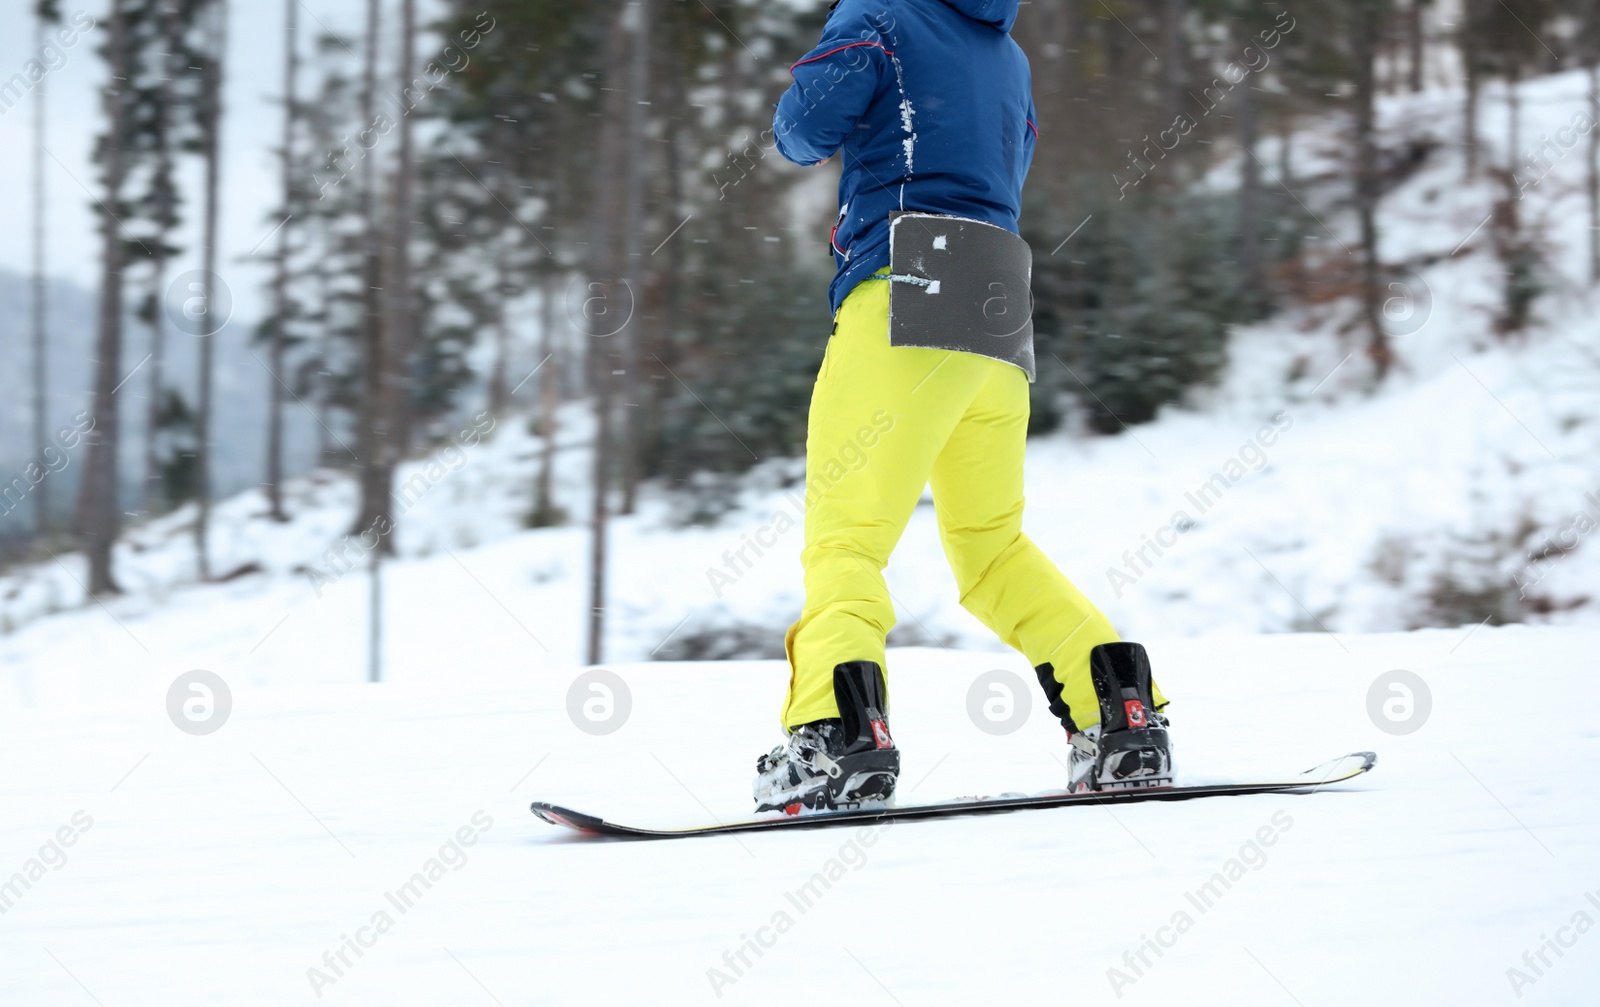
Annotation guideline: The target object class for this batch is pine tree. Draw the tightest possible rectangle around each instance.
[299,36,365,467]
[120,0,206,517]
[30,1,60,540]
[138,0,180,515]
[264,0,299,522]
[78,0,132,596]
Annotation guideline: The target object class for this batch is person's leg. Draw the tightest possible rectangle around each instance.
[782,273,989,729]
[928,362,1167,730]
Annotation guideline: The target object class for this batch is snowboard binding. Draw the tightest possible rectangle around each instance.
[754,661,902,814]
[1038,642,1174,793]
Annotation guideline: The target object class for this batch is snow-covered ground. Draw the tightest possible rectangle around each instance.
[2,628,1597,1005]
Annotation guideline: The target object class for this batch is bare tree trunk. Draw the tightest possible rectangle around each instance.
[144,0,178,515]
[488,250,509,418]
[587,0,630,664]
[1354,0,1392,379]
[354,0,388,541]
[1382,7,1400,95]
[194,0,227,580]
[31,7,52,538]
[1031,0,1060,69]
[1590,64,1599,282]
[587,347,615,664]
[368,536,382,683]
[1239,75,1263,313]
[80,0,129,597]
[1025,0,1064,201]
[619,0,652,517]
[1279,122,1293,187]
[387,0,417,462]
[1277,120,1302,298]
[314,217,334,464]
[643,44,689,483]
[1506,69,1520,188]
[358,0,393,684]
[1464,79,1479,176]
[1462,0,1480,177]
[533,108,567,527]
[266,0,298,522]
[1161,0,1185,126]
[1049,0,1077,210]
[1408,0,1425,93]
[534,267,558,525]
[1059,0,1078,85]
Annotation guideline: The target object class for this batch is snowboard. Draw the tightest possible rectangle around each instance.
[530,750,1376,839]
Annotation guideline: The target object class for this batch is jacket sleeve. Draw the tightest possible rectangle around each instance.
[772,1,891,166]
[1024,93,1038,169]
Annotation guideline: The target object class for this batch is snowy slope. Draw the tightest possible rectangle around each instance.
[1,626,1597,1005]
[8,74,1600,662]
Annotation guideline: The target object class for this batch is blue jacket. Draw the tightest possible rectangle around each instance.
[774,0,1036,315]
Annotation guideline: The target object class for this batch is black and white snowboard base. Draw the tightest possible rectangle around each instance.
[530,751,1376,839]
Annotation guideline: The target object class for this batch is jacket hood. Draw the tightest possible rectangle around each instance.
[938,0,1020,32]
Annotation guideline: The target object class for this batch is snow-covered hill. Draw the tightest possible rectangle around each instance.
[7,72,1600,664]
[2,628,1597,1005]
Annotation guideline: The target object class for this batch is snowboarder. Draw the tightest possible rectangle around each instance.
[753,0,1173,814]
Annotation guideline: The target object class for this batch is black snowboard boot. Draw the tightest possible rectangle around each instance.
[753,661,901,814]
[1037,642,1173,793]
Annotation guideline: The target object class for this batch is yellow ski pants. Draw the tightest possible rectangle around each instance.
[781,269,1167,730]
